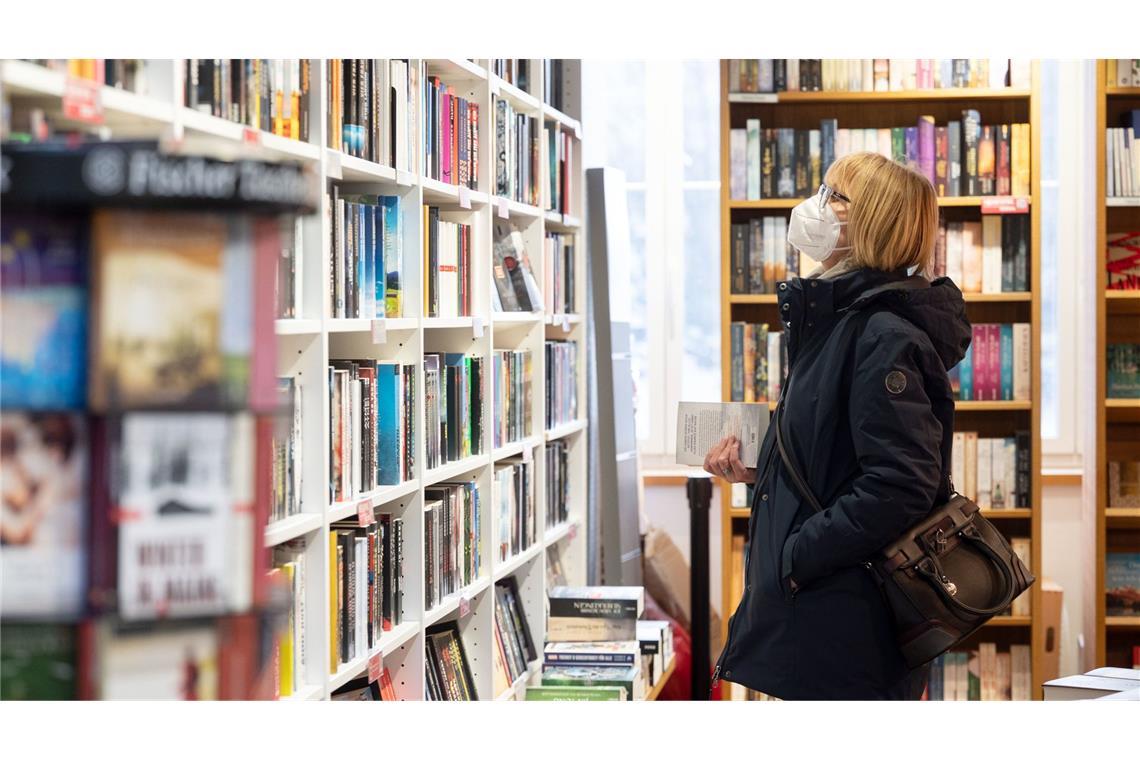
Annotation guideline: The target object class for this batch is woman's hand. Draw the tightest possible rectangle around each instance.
[703,436,756,484]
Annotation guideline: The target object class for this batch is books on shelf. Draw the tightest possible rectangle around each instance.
[100,621,223,699]
[326,59,415,169]
[1106,553,1140,617]
[730,216,811,294]
[0,623,80,699]
[728,117,1030,200]
[425,620,477,700]
[494,458,536,563]
[545,340,578,429]
[541,665,644,700]
[1009,538,1032,617]
[932,214,1030,294]
[926,644,1031,700]
[328,190,403,320]
[729,59,1028,94]
[948,323,1032,401]
[544,231,576,313]
[0,210,88,409]
[271,377,303,523]
[1107,60,1140,88]
[491,59,530,90]
[270,540,307,698]
[547,586,644,643]
[424,480,482,609]
[328,359,415,505]
[423,207,472,318]
[495,96,540,206]
[545,439,570,529]
[493,577,538,691]
[1107,344,1140,398]
[1108,231,1140,290]
[29,59,151,94]
[526,685,626,700]
[1106,111,1140,198]
[543,60,567,112]
[544,640,640,667]
[331,671,397,700]
[275,215,304,319]
[329,513,403,670]
[950,431,1032,508]
[546,541,568,588]
[729,322,787,403]
[492,220,542,312]
[184,59,311,142]
[545,122,575,214]
[422,75,479,189]
[0,412,88,618]
[1108,461,1140,508]
[638,620,675,689]
[493,349,533,447]
[423,352,484,470]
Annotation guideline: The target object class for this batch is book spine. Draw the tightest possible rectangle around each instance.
[918,115,935,183]
[1000,324,1014,400]
[962,110,980,196]
[934,127,949,196]
[1013,322,1031,401]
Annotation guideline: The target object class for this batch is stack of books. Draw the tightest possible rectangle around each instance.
[184,59,312,142]
[424,480,482,609]
[1106,110,1139,198]
[950,323,1032,402]
[529,586,648,700]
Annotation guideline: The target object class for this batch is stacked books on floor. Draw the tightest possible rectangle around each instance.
[493,349,532,447]
[495,96,540,206]
[728,59,1030,94]
[183,59,312,142]
[326,59,415,170]
[270,540,307,697]
[545,440,570,529]
[329,513,404,672]
[1106,110,1139,198]
[1107,344,1140,398]
[545,123,575,214]
[931,215,1030,293]
[271,377,303,523]
[729,115,1031,200]
[1108,231,1140,290]
[544,231,577,313]
[729,216,806,293]
[422,75,479,189]
[423,207,472,318]
[493,220,542,312]
[424,480,482,609]
[494,458,536,563]
[327,189,403,319]
[544,340,578,429]
[425,621,477,700]
[423,352,484,469]
[951,431,1032,509]
[926,644,1033,700]
[950,323,1032,401]
[1106,553,1140,618]
[728,322,787,402]
[328,359,415,505]
[492,576,538,696]
[530,586,649,700]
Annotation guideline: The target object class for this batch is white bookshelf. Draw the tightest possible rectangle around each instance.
[1,57,587,702]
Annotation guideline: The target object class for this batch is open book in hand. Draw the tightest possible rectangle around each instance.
[675,402,770,467]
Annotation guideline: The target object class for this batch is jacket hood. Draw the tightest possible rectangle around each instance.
[838,270,973,370]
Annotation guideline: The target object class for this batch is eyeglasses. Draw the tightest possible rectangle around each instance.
[816,183,851,211]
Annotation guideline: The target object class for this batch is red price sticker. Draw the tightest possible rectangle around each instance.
[458,186,471,210]
[368,651,382,683]
[980,196,1030,215]
[242,127,262,146]
[497,197,510,220]
[568,523,578,540]
[63,77,103,124]
[458,596,471,618]
[357,500,373,527]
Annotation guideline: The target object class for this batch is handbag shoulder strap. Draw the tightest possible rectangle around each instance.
[774,401,824,514]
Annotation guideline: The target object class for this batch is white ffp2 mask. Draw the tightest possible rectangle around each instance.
[787,195,851,263]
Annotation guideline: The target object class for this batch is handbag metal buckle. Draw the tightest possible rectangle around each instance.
[935,528,948,554]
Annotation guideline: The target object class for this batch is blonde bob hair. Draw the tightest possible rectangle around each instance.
[824,152,938,274]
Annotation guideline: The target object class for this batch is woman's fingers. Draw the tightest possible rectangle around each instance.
[729,441,753,482]
[716,437,737,479]
[703,438,724,476]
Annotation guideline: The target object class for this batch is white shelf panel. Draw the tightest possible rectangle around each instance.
[1,60,175,128]
[423,316,476,330]
[424,576,492,626]
[428,59,488,82]
[264,513,323,548]
[544,419,587,442]
[544,212,582,231]
[421,177,489,207]
[327,317,418,333]
[492,435,542,462]
[280,683,325,702]
[329,150,397,183]
[378,620,421,657]
[494,659,542,701]
[545,313,583,330]
[508,199,543,219]
[328,480,421,524]
[275,319,321,336]
[492,311,543,324]
[328,655,369,692]
[490,75,542,113]
[424,455,490,486]
[179,108,321,162]
[541,104,582,138]
[493,542,543,581]
[544,517,581,548]
[1107,197,1140,207]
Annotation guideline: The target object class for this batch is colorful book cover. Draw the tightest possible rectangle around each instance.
[0,211,88,410]
[978,125,996,195]
[776,128,795,198]
[904,127,919,171]
[1106,553,1140,616]
[376,362,402,485]
[959,343,974,401]
[746,119,761,200]
[971,325,988,400]
[918,115,936,183]
[525,685,626,701]
[541,664,643,700]
[0,623,78,700]
[947,120,962,197]
[381,195,402,318]
[934,127,949,196]
[986,324,1002,401]
[543,640,641,666]
[1000,324,1014,400]
[1108,344,1140,398]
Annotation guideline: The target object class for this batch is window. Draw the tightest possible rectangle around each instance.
[583,59,722,461]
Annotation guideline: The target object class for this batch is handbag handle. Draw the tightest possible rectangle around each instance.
[914,527,1017,617]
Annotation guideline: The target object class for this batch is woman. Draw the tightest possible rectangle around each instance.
[706,152,971,700]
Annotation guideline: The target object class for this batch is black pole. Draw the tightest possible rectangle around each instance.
[687,475,712,701]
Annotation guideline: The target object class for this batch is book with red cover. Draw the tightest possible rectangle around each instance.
[996,124,1012,197]
[987,324,1002,402]
[972,324,989,402]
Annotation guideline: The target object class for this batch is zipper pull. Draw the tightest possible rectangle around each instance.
[709,664,722,697]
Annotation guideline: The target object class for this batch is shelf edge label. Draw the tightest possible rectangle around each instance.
[326,150,343,180]
[458,595,471,618]
[371,318,387,344]
[458,185,471,209]
[63,77,104,125]
[497,197,510,219]
[980,196,1030,215]
[358,499,373,526]
[472,316,485,338]
[368,651,382,683]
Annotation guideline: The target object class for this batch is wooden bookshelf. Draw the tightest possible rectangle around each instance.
[0,58,588,701]
[1094,59,1140,672]
[646,658,677,701]
[718,60,1045,699]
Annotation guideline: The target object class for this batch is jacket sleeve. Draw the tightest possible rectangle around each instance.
[786,327,944,587]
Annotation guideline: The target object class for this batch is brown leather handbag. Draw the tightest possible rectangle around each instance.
[776,409,1036,669]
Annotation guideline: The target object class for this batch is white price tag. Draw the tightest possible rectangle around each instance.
[472,316,485,338]
[458,595,471,618]
[573,123,582,140]
[371,319,387,344]
[522,445,533,463]
[326,149,343,180]
[458,186,471,210]
[561,315,571,333]
[497,197,510,220]
[396,170,412,187]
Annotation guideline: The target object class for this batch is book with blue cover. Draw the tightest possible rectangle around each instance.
[1000,324,1014,400]
[381,195,401,318]
[375,362,402,485]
